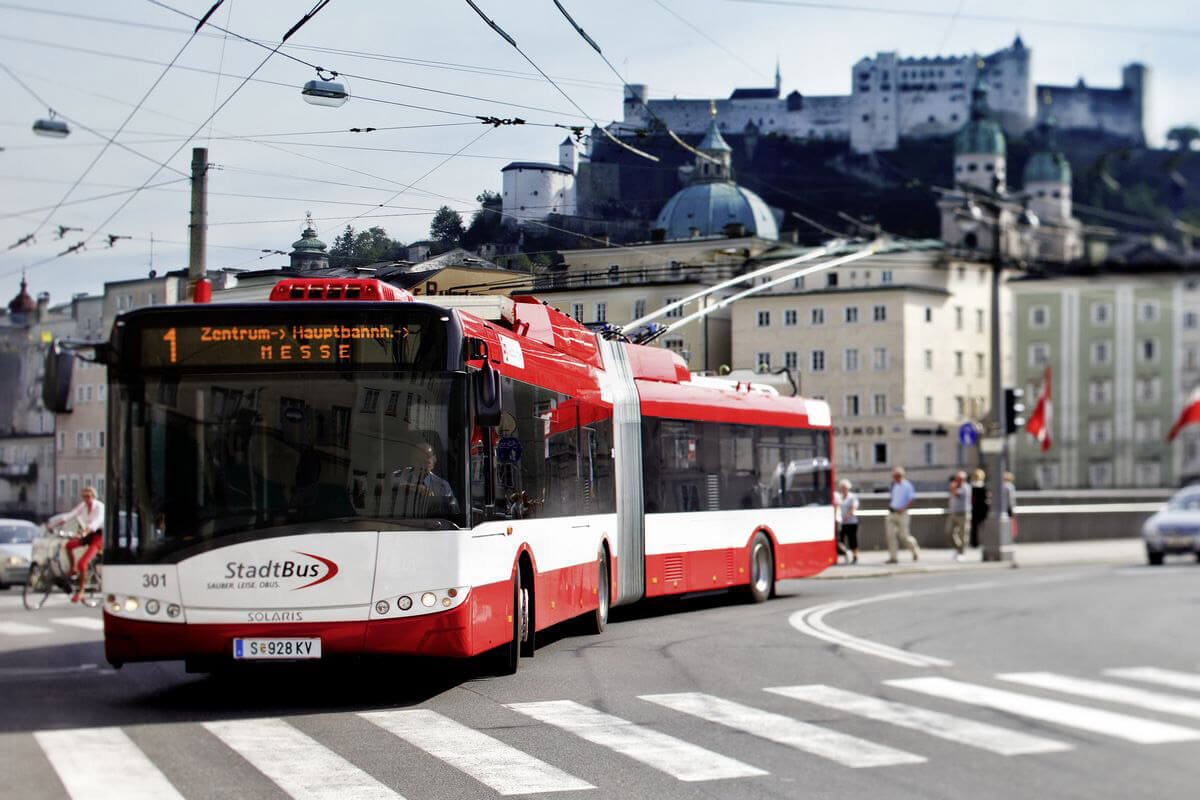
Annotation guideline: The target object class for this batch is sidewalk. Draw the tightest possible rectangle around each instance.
[812,538,1147,580]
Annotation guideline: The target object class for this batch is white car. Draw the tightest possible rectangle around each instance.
[0,519,37,588]
[1142,486,1200,565]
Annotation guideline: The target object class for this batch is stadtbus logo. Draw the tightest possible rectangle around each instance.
[222,552,339,590]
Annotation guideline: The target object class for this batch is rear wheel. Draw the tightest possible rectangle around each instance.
[748,533,774,603]
[582,553,609,635]
[1147,551,1165,566]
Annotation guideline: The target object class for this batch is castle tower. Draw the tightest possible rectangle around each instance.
[953,77,1007,193]
[1121,63,1151,146]
[558,136,578,174]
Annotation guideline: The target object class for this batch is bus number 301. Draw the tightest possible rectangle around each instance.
[142,573,167,588]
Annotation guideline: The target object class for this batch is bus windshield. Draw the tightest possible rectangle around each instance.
[108,371,467,563]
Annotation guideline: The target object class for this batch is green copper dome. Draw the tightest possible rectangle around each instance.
[1024,150,1071,184]
[955,76,1006,156]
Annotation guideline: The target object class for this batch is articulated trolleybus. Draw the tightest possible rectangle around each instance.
[97,277,835,672]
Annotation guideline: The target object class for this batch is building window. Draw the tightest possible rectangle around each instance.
[845,394,861,417]
[793,276,805,290]
[1139,301,1159,323]
[1091,340,1112,366]
[873,442,888,465]
[924,349,934,370]
[784,351,798,370]
[1088,418,1113,445]
[97,431,105,448]
[873,393,888,416]
[1091,302,1112,325]
[975,352,985,377]
[1089,379,1113,404]
[976,308,984,333]
[1136,460,1162,487]
[57,431,65,451]
[844,348,860,372]
[810,350,826,372]
[664,338,685,356]
[1029,343,1051,367]
[97,384,106,402]
[1184,311,1198,330]
[76,432,85,449]
[633,299,646,320]
[955,306,964,330]
[924,395,934,416]
[873,347,888,371]
[1138,338,1158,364]
[923,442,935,466]
[664,298,682,318]
[1134,418,1163,443]
[1088,461,1113,488]
[843,443,861,467]
[756,352,771,372]
[811,308,826,325]
[1186,345,1200,371]
[952,351,963,375]
[827,272,839,288]
[1135,377,1161,403]
[924,307,933,323]
[873,304,887,322]
[881,270,893,284]
[844,306,859,323]
[784,309,798,326]
[572,303,584,320]
[956,395,966,417]
[595,303,607,323]
[757,310,771,327]
[1029,305,1050,328]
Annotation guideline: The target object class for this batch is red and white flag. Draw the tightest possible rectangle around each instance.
[1026,366,1052,452]
[1168,386,1200,442]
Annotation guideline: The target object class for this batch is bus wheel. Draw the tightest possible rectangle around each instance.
[494,573,523,675]
[747,533,774,604]
[582,553,609,635]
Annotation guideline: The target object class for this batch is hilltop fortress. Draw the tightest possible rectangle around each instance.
[621,37,1150,154]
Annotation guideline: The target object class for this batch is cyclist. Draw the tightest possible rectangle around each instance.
[45,486,104,603]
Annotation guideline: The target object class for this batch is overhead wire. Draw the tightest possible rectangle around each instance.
[651,0,768,79]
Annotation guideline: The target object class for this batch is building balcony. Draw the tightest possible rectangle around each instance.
[0,462,37,482]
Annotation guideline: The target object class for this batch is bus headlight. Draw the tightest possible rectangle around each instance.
[420,592,436,607]
[124,597,139,612]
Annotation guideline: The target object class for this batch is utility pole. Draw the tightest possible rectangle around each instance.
[188,147,211,302]
[984,215,1011,562]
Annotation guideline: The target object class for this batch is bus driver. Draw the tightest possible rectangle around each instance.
[391,442,460,517]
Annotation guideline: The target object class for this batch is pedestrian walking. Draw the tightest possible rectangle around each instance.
[885,467,920,563]
[1003,471,1017,541]
[837,479,860,564]
[969,468,989,549]
[945,471,971,561]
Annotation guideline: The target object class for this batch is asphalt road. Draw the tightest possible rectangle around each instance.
[2,561,1199,800]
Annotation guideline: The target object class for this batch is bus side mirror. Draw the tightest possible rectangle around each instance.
[42,342,75,414]
[474,358,502,427]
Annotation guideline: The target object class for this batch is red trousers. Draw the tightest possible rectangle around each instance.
[65,531,102,580]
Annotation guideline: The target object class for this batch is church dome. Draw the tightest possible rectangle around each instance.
[955,77,1005,156]
[654,182,778,240]
[1024,150,1071,184]
[7,278,35,315]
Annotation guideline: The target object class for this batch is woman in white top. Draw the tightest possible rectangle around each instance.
[836,479,860,565]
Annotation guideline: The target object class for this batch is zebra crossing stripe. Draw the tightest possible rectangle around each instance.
[641,692,924,768]
[204,718,404,800]
[887,677,1200,744]
[998,672,1200,720]
[1104,667,1200,694]
[765,684,1070,756]
[507,700,766,782]
[35,727,185,800]
[360,709,594,795]
[0,621,52,635]
[51,617,104,631]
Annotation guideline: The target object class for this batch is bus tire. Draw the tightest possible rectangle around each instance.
[582,552,609,635]
[494,573,523,675]
[747,532,774,604]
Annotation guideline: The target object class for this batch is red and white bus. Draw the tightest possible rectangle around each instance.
[94,278,834,672]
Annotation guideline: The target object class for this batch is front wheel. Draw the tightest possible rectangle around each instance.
[493,572,525,676]
[1147,551,1165,566]
[747,533,774,603]
[582,553,609,635]
[22,564,50,610]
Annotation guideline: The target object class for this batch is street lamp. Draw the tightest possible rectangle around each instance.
[32,110,70,138]
[301,69,349,107]
[955,192,1038,561]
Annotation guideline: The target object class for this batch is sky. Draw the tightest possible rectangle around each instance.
[1,0,1197,306]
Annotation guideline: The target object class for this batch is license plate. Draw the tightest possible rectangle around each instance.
[232,638,321,660]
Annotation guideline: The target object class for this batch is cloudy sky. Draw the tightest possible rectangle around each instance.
[1,0,1195,305]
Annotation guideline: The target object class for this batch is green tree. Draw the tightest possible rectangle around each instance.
[328,225,357,268]
[430,206,465,246]
[329,225,404,268]
[1167,126,1200,151]
[461,191,503,250]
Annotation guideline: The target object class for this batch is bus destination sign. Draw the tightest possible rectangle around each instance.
[140,322,418,368]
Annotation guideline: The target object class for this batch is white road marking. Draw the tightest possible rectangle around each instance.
[887,677,1200,744]
[999,672,1200,720]
[0,620,52,635]
[35,727,185,800]
[51,617,104,631]
[641,692,924,768]
[1104,667,1200,693]
[204,717,404,800]
[765,684,1070,756]
[360,709,593,795]
[507,700,766,782]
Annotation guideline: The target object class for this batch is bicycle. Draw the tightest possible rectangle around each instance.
[22,527,102,610]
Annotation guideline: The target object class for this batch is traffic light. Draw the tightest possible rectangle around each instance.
[1004,387,1025,434]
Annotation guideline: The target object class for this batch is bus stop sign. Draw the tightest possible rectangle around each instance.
[958,422,979,446]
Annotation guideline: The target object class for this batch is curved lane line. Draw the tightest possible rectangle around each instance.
[790,581,1004,668]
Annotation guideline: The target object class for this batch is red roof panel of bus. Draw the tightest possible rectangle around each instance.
[624,343,691,383]
[509,296,603,370]
[635,378,824,428]
[269,278,414,303]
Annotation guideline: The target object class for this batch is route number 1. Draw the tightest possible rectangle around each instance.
[162,327,177,364]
